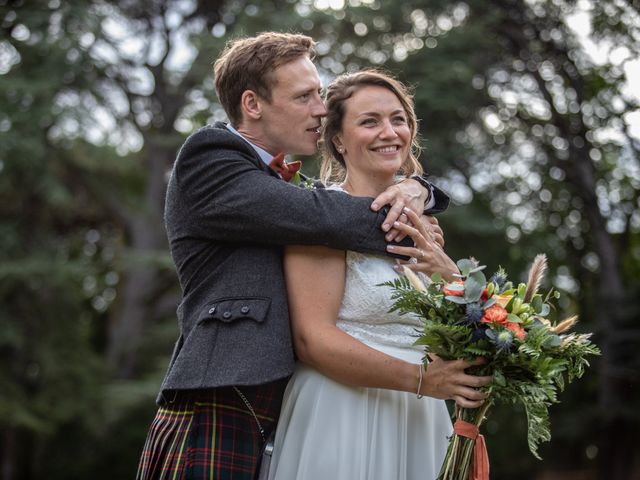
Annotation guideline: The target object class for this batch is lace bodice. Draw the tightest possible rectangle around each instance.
[337,251,422,351]
[324,184,422,350]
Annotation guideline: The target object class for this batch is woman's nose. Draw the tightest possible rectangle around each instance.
[379,119,398,138]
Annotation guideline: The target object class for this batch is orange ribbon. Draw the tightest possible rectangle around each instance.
[453,419,489,480]
[268,153,301,182]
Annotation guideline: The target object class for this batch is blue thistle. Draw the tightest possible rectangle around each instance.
[486,329,514,352]
[470,326,488,343]
[490,269,508,291]
[463,303,484,326]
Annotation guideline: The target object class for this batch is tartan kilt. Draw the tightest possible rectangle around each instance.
[136,380,288,480]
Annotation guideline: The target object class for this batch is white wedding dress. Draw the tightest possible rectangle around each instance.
[268,249,453,480]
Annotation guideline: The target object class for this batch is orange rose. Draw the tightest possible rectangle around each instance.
[482,304,508,324]
[506,322,526,340]
[444,281,464,297]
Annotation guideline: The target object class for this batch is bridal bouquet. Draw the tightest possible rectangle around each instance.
[383,255,599,480]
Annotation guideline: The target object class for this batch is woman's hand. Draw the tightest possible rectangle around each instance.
[386,207,458,281]
[420,356,493,409]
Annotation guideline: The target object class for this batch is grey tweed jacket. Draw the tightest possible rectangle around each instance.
[157,122,440,404]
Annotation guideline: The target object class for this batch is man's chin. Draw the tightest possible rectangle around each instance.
[292,145,319,157]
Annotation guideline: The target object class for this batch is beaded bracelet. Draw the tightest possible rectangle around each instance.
[416,364,424,399]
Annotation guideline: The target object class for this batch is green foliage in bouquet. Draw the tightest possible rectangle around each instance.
[383,255,600,479]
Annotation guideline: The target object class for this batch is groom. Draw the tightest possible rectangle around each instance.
[137,32,449,480]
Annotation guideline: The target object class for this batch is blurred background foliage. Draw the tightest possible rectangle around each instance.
[1,0,639,478]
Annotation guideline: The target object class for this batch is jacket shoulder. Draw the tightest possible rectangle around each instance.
[180,122,253,157]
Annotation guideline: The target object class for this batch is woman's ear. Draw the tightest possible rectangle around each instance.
[240,90,262,120]
[332,135,345,154]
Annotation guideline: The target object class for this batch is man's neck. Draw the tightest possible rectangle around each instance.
[226,124,274,166]
[232,124,276,156]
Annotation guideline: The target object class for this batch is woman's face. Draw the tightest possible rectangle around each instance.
[333,85,411,179]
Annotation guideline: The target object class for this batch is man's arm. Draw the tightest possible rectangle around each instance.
[169,128,407,254]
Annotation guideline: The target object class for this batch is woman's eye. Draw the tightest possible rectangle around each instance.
[361,118,376,126]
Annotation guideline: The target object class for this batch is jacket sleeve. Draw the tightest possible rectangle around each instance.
[168,127,406,255]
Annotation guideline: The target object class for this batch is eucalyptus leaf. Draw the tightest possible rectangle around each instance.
[445,295,470,304]
[483,297,497,308]
[464,274,485,301]
[456,258,476,276]
[468,265,487,274]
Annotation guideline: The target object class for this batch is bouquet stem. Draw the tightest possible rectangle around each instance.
[438,401,492,480]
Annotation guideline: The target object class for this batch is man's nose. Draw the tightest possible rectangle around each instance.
[312,93,327,117]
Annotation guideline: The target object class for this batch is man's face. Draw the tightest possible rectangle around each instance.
[258,56,327,156]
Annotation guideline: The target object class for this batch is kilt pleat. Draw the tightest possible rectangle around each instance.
[137,381,287,480]
[138,403,194,480]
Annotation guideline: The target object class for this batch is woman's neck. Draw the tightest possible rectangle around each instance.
[340,172,397,197]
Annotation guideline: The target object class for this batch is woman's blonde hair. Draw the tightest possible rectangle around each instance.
[320,69,423,183]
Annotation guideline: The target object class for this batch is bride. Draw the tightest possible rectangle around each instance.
[268,70,492,480]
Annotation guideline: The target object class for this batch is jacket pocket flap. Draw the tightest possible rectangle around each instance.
[199,297,271,324]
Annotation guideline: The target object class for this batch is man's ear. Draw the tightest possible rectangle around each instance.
[240,90,262,120]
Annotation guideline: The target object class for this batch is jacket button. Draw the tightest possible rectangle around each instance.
[240,306,250,314]
[208,307,216,314]
[223,311,232,319]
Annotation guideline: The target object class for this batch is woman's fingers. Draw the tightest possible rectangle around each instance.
[403,208,433,238]
[453,396,486,409]
[386,244,427,259]
[389,222,435,255]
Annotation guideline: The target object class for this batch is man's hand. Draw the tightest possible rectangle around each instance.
[370,178,429,241]
[423,215,444,248]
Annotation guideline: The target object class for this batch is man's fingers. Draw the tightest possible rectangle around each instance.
[385,213,410,241]
[432,232,445,248]
[370,190,394,212]
[381,202,406,232]
[386,228,408,242]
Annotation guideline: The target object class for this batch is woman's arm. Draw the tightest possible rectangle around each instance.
[284,245,491,407]
[284,245,417,392]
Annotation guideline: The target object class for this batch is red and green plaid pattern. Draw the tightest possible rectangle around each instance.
[137,381,287,480]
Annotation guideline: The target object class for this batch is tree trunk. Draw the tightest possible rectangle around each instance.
[1,428,15,480]
[568,152,634,480]
[106,140,173,379]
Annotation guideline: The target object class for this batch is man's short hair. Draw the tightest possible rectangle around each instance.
[214,32,315,126]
